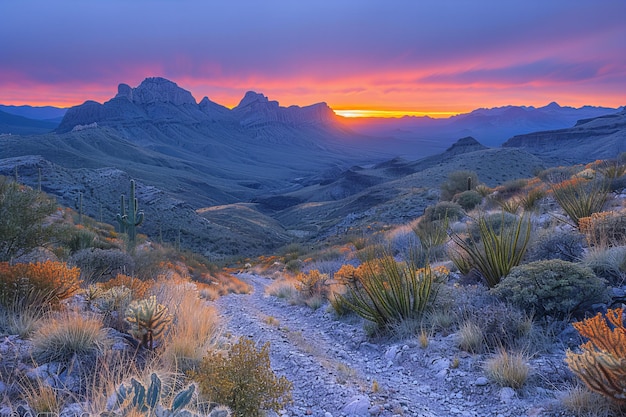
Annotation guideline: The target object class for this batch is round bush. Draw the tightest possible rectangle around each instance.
[69,248,135,282]
[492,260,609,320]
[468,211,520,242]
[454,190,483,211]
[526,229,585,262]
[423,201,465,223]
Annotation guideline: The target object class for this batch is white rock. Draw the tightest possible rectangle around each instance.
[343,394,370,415]
[499,387,517,403]
[475,376,489,386]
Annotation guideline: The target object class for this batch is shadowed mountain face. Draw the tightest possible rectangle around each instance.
[503,109,626,164]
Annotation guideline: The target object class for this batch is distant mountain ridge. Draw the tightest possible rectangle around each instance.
[57,77,338,134]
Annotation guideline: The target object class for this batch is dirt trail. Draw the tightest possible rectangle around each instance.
[214,273,564,417]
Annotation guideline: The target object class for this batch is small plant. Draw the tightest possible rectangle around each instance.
[578,211,626,248]
[519,187,546,212]
[337,251,443,331]
[31,311,106,364]
[371,379,380,393]
[565,308,626,405]
[192,337,292,417]
[493,260,609,320]
[105,372,227,417]
[551,177,608,228]
[419,328,429,348]
[125,295,172,350]
[453,190,483,211]
[449,212,531,288]
[457,321,484,353]
[484,349,530,389]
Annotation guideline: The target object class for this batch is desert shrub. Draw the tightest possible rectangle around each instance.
[192,337,292,417]
[565,308,626,405]
[608,175,626,193]
[537,165,579,182]
[0,177,57,261]
[498,178,529,196]
[453,190,483,211]
[484,349,530,389]
[69,248,135,283]
[295,269,329,299]
[450,213,531,288]
[99,273,152,299]
[559,385,616,417]
[440,170,479,201]
[551,178,609,228]
[582,246,626,286]
[336,251,444,330]
[525,228,585,262]
[423,201,465,223]
[0,260,81,309]
[31,311,106,364]
[413,218,449,253]
[579,211,626,248]
[492,260,609,320]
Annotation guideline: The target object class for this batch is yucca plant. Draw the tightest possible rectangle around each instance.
[336,248,441,330]
[125,295,172,350]
[551,178,609,228]
[449,212,531,288]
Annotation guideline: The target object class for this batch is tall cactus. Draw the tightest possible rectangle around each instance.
[116,179,144,248]
[75,192,83,224]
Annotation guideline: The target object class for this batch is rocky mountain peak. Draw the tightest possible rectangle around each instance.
[114,77,197,106]
[236,91,273,109]
[443,136,488,156]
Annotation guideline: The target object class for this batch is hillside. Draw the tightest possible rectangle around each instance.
[0,109,58,135]
[502,109,626,165]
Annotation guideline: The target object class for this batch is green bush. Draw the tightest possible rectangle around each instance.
[492,260,610,320]
[69,248,135,283]
[440,170,479,201]
[467,211,520,242]
[450,213,531,288]
[0,177,57,261]
[192,338,292,417]
[525,229,585,262]
[454,190,483,211]
[423,201,465,223]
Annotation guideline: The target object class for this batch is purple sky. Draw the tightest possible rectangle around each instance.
[1,0,625,116]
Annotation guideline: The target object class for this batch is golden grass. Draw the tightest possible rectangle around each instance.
[560,385,618,417]
[19,376,62,416]
[265,278,298,300]
[31,311,107,364]
[484,349,530,389]
[457,321,484,353]
[159,286,222,373]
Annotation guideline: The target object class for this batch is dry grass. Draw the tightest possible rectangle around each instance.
[19,376,62,416]
[484,349,530,389]
[159,286,222,372]
[31,311,107,364]
[265,277,299,300]
[457,321,484,353]
[560,385,622,417]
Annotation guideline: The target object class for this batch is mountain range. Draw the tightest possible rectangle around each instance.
[1,77,624,257]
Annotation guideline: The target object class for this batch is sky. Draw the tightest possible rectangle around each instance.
[1,1,625,117]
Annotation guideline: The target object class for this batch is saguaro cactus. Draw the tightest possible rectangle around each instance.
[116,180,144,248]
[75,192,83,224]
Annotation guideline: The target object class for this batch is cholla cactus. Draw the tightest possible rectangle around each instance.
[104,372,231,416]
[125,295,172,350]
[566,308,626,404]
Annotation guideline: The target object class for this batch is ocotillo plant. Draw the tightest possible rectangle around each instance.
[116,179,144,249]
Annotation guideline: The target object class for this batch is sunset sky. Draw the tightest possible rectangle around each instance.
[1,1,625,117]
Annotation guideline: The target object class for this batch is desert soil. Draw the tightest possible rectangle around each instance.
[214,273,574,417]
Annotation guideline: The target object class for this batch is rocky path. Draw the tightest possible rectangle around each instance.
[214,273,569,417]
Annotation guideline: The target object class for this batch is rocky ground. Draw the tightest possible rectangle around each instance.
[214,273,580,417]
